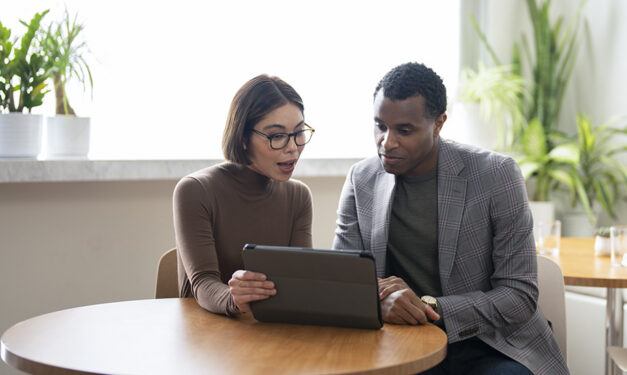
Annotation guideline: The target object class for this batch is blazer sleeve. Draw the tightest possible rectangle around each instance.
[437,157,538,343]
[173,176,239,316]
[332,164,366,250]
[289,181,313,248]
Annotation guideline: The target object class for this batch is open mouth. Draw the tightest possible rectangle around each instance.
[277,159,297,173]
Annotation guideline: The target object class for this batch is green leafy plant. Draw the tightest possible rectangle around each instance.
[42,9,93,115]
[469,0,583,142]
[516,118,587,205]
[519,0,584,140]
[572,115,627,220]
[459,63,526,150]
[0,10,51,113]
[464,0,586,203]
[596,227,611,238]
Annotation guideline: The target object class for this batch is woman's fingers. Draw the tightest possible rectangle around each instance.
[229,270,277,313]
[232,270,267,281]
[233,294,272,304]
[228,278,275,289]
[231,287,276,296]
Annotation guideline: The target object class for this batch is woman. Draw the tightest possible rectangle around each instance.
[173,75,315,316]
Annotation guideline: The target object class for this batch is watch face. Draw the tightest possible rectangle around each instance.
[422,296,436,304]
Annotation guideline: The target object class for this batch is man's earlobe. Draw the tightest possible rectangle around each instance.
[434,113,447,137]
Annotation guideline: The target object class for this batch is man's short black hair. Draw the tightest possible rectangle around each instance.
[374,62,447,119]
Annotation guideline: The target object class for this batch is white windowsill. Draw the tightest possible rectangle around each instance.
[0,158,361,183]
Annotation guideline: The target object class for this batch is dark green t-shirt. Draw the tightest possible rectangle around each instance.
[387,169,442,297]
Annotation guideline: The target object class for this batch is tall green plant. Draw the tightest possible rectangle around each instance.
[0,10,51,113]
[469,0,583,145]
[42,9,93,116]
[466,0,586,204]
[573,115,627,220]
[520,0,583,143]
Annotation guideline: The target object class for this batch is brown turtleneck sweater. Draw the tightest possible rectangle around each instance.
[173,162,313,316]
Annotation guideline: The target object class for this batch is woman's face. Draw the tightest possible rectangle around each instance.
[247,103,306,182]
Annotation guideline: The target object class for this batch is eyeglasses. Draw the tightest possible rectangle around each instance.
[251,124,315,150]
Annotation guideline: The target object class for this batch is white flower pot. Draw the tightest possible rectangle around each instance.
[0,113,43,158]
[595,235,611,256]
[528,201,555,226]
[561,210,596,237]
[46,115,91,159]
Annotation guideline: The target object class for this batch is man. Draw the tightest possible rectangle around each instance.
[332,62,568,375]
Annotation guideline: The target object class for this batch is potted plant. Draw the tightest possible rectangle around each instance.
[0,10,50,158]
[563,115,627,227]
[42,9,93,159]
[463,0,584,225]
[595,227,611,256]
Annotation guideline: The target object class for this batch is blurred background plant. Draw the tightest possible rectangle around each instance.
[41,8,93,116]
[0,10,51,113]
[571,115,627,221]
[459,63,526,150]
[458,0,627,227]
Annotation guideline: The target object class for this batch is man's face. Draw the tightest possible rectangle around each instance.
[373,90,446,176]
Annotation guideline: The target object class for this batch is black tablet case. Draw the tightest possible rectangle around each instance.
[242,244,382,329]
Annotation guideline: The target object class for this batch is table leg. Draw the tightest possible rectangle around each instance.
[606,288,623,375]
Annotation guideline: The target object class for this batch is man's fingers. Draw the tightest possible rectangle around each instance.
[397,294,427,324]
[425,305,441,321]
[379,284,404,300]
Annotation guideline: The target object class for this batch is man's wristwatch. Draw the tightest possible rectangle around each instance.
[421,295,438,313]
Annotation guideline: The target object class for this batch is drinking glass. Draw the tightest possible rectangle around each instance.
[610,225,627,267]
[534,220,561,256]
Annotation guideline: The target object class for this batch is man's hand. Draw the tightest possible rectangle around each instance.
[378,276,411,300]
[378,277,441,324]
[228,270,276,313]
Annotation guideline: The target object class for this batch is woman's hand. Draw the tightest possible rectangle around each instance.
[228,270,276,313]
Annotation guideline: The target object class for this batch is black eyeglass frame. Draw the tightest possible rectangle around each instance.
[250,124,316,150]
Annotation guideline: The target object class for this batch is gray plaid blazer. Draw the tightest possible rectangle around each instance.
[332,139,568,375]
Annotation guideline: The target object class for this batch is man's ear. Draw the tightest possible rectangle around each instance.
[434,113,447,137]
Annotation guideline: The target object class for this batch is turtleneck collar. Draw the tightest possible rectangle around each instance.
[221,161,274,197]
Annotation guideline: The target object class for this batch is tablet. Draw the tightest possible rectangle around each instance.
[242,244,382,329]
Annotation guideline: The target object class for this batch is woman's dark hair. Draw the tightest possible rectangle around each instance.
[222,74,304,164]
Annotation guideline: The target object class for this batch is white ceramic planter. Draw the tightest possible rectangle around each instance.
[528,201,555,226]
[0,113,43,158]
[46,115,91,159]
[561,210,596,237]
[594,235,611,256]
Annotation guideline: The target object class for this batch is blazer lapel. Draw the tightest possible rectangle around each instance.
[437,140,467,286]
[371,170,396,276]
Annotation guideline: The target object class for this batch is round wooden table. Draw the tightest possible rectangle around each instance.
[545,237,627,375]
[1,298,447,375]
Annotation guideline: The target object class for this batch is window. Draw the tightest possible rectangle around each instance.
[5,1,460,159]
